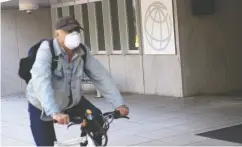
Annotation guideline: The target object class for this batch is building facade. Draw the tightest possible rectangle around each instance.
[2,0,242,98]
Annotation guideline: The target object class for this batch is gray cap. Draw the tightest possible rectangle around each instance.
[56,16,83,31]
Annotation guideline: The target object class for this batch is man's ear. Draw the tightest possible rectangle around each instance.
[54,32,58,38]
[54,30,59,38]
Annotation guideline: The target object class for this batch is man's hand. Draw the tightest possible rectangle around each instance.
[52,113,70,125]
[116,105,129,116]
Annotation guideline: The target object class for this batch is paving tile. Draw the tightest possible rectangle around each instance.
[1,135,34,146]
[1,125,34,144]
[189,138,242,146]
[1,120,14,127]
[118,123,171,134]
[171,121,228,133]
[108,119,142,131]
[1,100,28,122]
[192,120,242,135]
[107,132,151,146]
[1,94,242,146]
[126,114,172,124]
[127,114,193,127]
[2,118,30,127]
[131,140,172,146]
[159,133,208,145]
[136,128,187,140]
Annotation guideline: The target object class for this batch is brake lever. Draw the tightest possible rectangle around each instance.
[67,122,75,129]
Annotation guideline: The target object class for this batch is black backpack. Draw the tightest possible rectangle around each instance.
[18,39,87,84]
[18,39,57,84]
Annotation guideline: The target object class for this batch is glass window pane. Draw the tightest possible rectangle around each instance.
[95,1,105,51]
[110,0,121,51]
[57,7,63,19]
[69,5,75,17]
[126,0,138,50]
[82,4,91,48]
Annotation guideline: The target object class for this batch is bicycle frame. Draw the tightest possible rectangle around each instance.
[54,135,96,147]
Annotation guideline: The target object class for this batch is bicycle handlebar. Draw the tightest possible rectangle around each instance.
[53,110,129,124]
[53,110,129,146]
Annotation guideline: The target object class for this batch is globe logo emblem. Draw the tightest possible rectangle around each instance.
[144,1,172,51]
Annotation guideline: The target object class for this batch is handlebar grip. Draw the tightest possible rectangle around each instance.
[114,110,121,118]
[114,110,130,119]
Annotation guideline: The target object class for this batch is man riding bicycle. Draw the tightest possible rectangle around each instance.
[26,16,129,146]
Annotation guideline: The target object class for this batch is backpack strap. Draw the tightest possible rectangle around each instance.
[79,43,87,64]
[46,39,58,72]
[48,39,55,57]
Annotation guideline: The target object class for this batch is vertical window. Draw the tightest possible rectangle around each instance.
[57,7,63,19]
[110,0,121,51]
[126,0,138,50]
[82,4,91,48]
[95,1,105,51]
[69,5,75,17]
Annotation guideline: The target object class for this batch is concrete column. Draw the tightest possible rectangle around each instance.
[117,0,129,55]
[102,0,113,54]
[88,2,98,54]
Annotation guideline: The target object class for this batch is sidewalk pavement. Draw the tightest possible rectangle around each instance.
[1,94,242,146]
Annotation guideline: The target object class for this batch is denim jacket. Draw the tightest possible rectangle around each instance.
[26,39,124,121]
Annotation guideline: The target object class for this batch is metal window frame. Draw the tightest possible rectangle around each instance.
[112,50,122,55]
[96,50,107,55]
[51,0,103,8]
[127,50,140,54]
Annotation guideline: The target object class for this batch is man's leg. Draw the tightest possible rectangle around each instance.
[66,97,104,145]
[28,103,57,146]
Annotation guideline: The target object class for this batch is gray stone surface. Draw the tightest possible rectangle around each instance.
[1,94,242,146]
[1,9,52,97]
[177,0,242,96]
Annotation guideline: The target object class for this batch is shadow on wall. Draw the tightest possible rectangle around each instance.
[177,0,242,96]
[1,8,52,97]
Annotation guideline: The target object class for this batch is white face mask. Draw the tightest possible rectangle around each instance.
[64,31,81,50]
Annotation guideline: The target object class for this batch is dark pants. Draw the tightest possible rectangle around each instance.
[28,97,103,146]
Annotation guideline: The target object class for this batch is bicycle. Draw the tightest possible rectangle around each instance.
[54,109,129,147]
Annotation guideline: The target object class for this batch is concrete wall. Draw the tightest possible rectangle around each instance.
[109,55,144,94]
[93,54,183,97]
[83,55,145,94]
[143,55,183,97]
[1,9,52,97]
[177,0,242,96]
